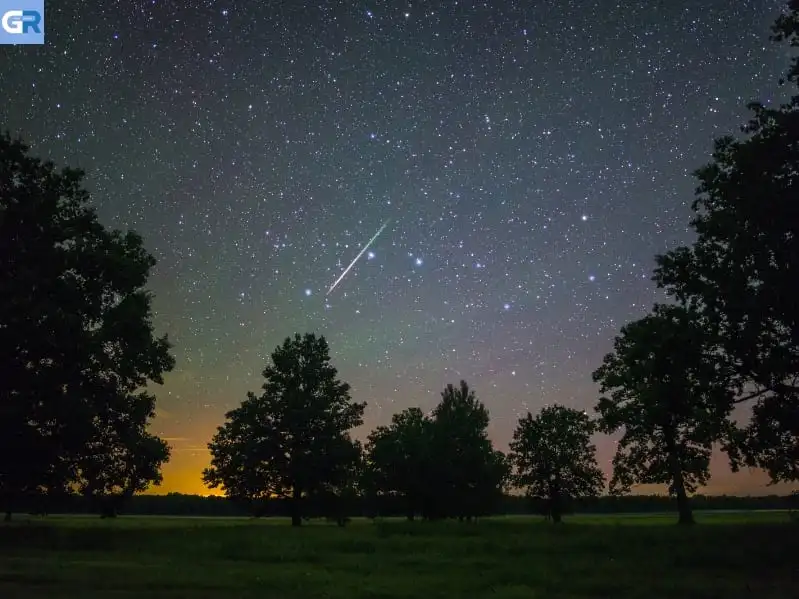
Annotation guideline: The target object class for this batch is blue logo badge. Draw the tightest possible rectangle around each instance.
[0,0,44,45]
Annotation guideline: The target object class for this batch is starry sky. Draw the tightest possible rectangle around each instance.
[1,0,796,496]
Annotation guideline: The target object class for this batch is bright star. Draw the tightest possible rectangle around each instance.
[588,275,596,282]
[581,214,588,221]
[305,289,312,296]
[415,257,423,266]
[367,251,375,260]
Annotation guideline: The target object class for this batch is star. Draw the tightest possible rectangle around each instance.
[1,0,780,496]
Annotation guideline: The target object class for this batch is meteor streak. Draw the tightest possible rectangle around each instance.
[327,220,391,295]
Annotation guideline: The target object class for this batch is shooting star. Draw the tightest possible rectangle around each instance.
[327,220,391,296]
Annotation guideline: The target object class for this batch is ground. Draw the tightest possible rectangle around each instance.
[0,512,796,598]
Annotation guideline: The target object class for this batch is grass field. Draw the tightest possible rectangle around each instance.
[0,512,796,598]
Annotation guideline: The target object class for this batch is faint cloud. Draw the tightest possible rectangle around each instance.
[171,446,210,453]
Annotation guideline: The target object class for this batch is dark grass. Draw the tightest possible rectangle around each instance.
[0,512,796,598]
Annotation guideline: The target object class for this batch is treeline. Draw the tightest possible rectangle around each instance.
[3,2,799,527]
[22,491,799,519]
[201,4,799,526]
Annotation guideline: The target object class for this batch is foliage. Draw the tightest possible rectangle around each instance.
[592,304,736,524]
[0,133,174,518]
[363,381,508,520]
[653,3,799,483]
[426,381,509,519]
[203,333,365,525]
[364,407,432,519]
[509,405,604,522]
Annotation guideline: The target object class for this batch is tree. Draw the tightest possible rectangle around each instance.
[74,408,170,518]
[364,407,432,520]
[592,305,735,525]
[427,381,508,520]
[653,3,799,484]
[0,133,174,520]
[509,405,604,523]
[203,333,365,526]
[311,438,364,526]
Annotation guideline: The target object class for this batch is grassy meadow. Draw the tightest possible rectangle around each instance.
[0,512,796,598]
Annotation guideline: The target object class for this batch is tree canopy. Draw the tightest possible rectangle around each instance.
[364,407,432,520]
[510,405,604,523]
[363,381,507,521]
[425,381,508,520]
[592,304,736,524]
[203,333,365,526]
[0,133,174,518]
[653,3,799,484]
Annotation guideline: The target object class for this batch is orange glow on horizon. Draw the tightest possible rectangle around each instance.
[146,440,798,498]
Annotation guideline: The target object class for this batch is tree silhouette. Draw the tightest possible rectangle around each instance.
[592,305,735,525]
[653,3,799,484]
[203,333,365,526]
[0,133,174,520]
[510,405,604,523]
[75,417,170,517]
[364,407,432,520]
[312,437,364,526]
[428,381,508,520]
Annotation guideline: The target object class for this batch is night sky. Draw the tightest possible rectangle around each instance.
[1,0,795,495]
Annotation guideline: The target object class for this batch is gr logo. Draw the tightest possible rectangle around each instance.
[0,0,44,44]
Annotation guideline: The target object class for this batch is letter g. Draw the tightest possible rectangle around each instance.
[2,10,24,34]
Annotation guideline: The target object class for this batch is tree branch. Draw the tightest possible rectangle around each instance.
[732,382,799,405]
[732,388,770,405]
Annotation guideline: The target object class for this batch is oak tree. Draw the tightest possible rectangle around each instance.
[592,305,734,524]
[203,333,365,526]
[653,2,799,483]
[510,405,604,523]
[0,134,174,519]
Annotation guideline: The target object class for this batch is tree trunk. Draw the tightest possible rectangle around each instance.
[406,495,415,521]
[549,480,563,524]
[3,511,10,522]
[673,471,694,525]
[666,433,694,525]
[291,486,302,527]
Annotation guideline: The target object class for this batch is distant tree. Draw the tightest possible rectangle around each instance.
[653,3,799,484]
[203,333,365,526]
[592,305,735,525]
[314,438,364,526]
[75,415,170,517]
[0,133,174,520]
[465,446,510,520]
[509,405,604,523]
[428,381,508,520]
[364,407,432,520]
